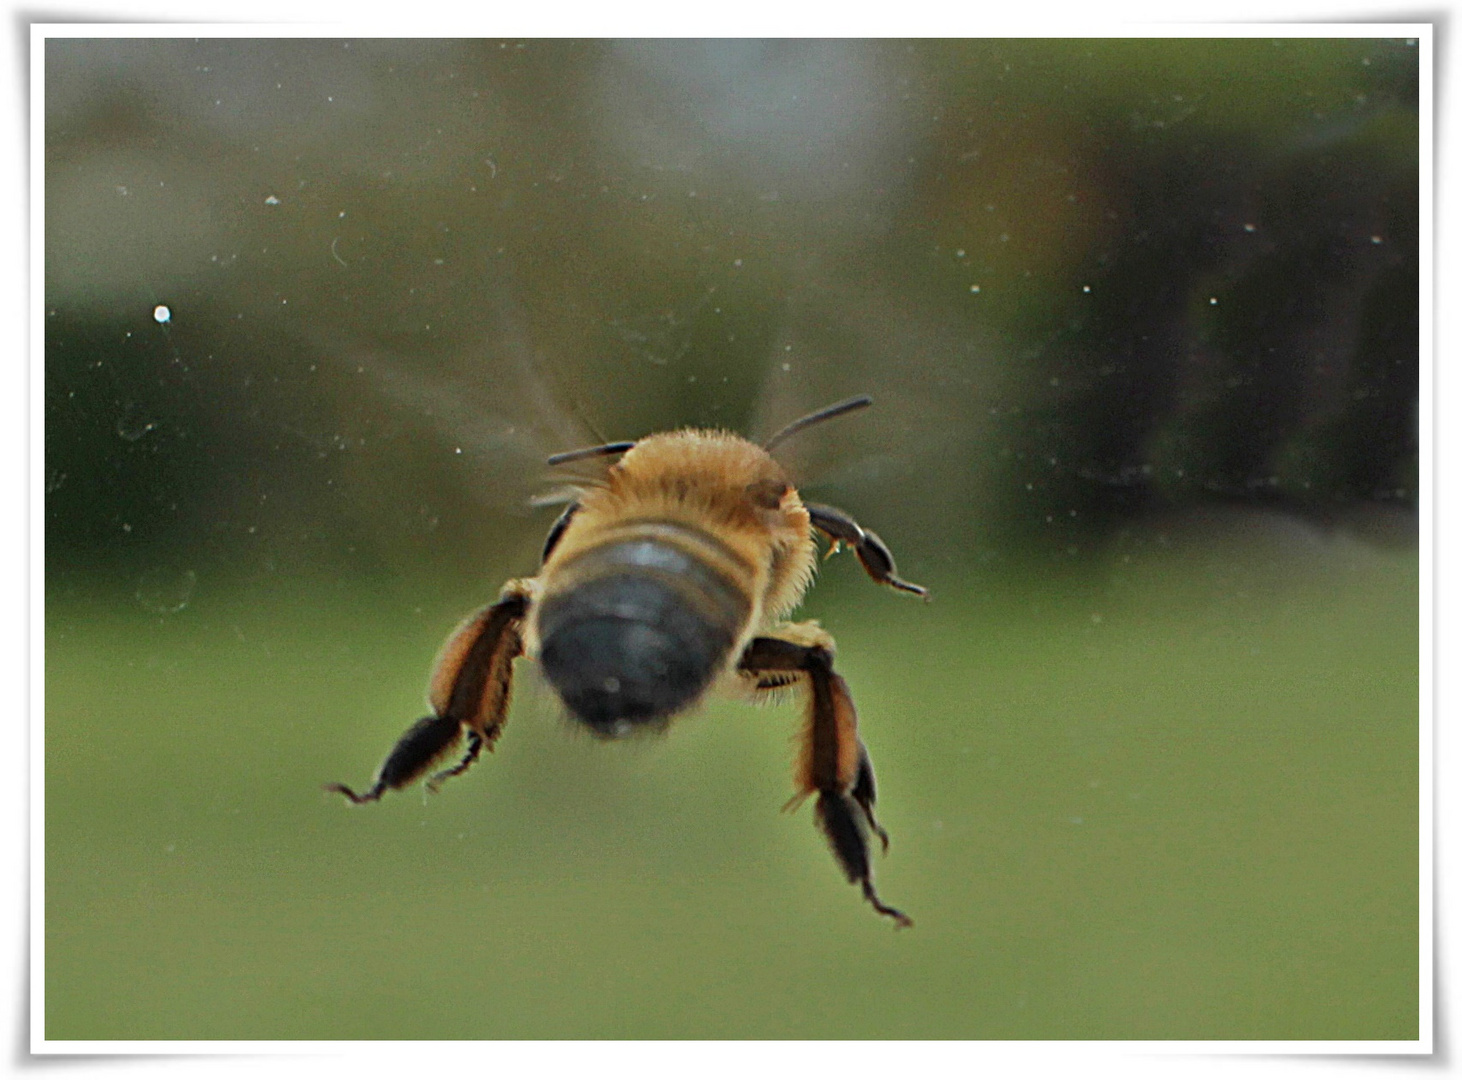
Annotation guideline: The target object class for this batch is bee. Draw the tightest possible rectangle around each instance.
[327,395,928,926]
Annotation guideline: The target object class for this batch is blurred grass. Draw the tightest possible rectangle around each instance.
[45,537,1417,1040]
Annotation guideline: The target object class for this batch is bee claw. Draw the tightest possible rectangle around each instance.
[865,885,913,929]
[325,781,383,805]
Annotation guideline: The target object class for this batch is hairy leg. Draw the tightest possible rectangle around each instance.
[326,583,531,804]
[739,624,911,927]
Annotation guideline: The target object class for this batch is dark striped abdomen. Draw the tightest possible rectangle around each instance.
[536,520,754,736]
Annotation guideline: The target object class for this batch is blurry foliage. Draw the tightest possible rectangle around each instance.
[45,38,1418,594]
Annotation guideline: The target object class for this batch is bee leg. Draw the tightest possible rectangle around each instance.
[327,583,531,804]
[325,713,464,804]
[851,744,889,853]
[540,501,579,564]
[427,730,484,793]
[804,503,929,599]
[739,628,912,928]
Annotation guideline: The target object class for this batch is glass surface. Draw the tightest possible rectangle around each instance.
[44,37,1420,1040]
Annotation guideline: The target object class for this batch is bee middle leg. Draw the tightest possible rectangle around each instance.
[326,583,531,804]
[738,624,911,928]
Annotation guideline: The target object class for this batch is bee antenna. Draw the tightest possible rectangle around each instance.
[547,441,636,467]
[763,394,873,454]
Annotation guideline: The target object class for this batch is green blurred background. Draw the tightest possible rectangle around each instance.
[44,38,1419,1040]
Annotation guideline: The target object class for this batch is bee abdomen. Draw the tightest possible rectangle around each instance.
[537,523,754,735]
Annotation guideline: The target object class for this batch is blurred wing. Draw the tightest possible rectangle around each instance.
[301,301,610,575]
[748,277,991,496]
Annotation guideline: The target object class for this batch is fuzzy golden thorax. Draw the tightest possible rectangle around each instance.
[537,429,818,635]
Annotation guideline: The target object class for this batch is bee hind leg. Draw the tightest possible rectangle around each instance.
[851,744,889,853]
[815,789,908,924]
[327,584,530,804]
[739,626,911,928]
[325,712,465,803]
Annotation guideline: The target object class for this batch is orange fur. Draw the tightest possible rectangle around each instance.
[525,429,818,664]
[428,607,493,717]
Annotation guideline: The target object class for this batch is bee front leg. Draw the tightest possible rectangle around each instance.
[739,626,912,928]
[805,503,928,599]
[327,583,531,804]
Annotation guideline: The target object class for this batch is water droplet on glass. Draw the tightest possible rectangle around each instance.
[116,406,157,442]
[136,567,197,615]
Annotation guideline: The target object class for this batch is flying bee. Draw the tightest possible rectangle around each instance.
[327,394,928,926]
